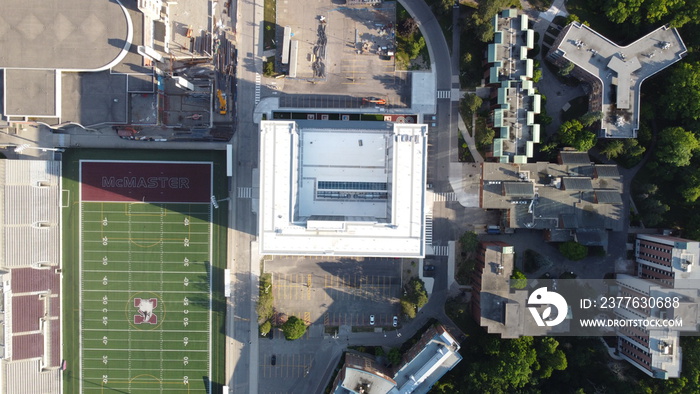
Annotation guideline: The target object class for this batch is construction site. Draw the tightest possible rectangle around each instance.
[0,0,237,142]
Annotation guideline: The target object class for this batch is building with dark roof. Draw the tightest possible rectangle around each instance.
[480,152,623,248]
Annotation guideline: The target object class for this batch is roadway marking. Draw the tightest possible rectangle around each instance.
[237,187,252,198]
[433,192,457,201]
[437,89,451,99]
[431,245,449,256]
[255,73,261,104]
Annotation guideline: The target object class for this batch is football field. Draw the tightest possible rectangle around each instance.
[67,158,223,393]
[80,202,212,392]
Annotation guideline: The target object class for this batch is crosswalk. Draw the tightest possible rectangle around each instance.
[255,73,261,104]
[437,90,451,99]
[424,211,433,247]
[431,245,449,256]
[434,192,457,202]
[237,187,252,198]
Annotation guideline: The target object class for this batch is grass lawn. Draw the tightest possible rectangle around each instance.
[264,0,276,50]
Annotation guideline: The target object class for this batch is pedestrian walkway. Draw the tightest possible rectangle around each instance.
[255,73,261,104]
[539,0,569,22]
[456,113,483,163]
[437,90,451,99]
[434,191,457,202]
[425,211,433,246]
[237,187,252,198]
[430,245,449,256]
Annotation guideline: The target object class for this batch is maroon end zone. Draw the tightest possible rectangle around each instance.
[81,161,211,203]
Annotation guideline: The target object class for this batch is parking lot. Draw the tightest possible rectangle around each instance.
[274,1,408,107]
[266,256,403,327]
[260,352,313,379]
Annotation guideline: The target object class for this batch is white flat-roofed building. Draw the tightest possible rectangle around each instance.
[258,120,427,257]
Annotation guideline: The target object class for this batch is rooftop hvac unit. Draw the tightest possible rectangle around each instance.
[682,259,692,272]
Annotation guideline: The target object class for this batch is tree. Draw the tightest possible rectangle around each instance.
[660,62,700,120]
[473,0,512,42]
[467,336,538,392]
[623,138,646,158]
[580,111,604,127]
[558,120,597,152]
[510,268,528,289]
[263,59,275,77]
[281,316,307,340]
[259,320,272,336]
[401,299,416,318]
[476,127,496,150]
[559,60,575,76]
[656,126,700,166]
[387,348,402,365]
[535,337,568,379]
[257,274,274,324]
[641,198,670,226]
[460,231,479,254]
[682,174,700,202]
[398,17,418,38]
[604,0,643,24]
[532,68,543,83]
[559,241,588,261]
[461,93,483,118]
[599,140,625,159]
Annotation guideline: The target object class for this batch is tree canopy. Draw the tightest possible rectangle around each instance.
[510,269,528,289]
[655,126,700,167]
[281,316,307,340]
[660,62,700,120]
[595,0,700,26]
[558,120,597,152]
[465,336,567,392]
[559,241,588,261]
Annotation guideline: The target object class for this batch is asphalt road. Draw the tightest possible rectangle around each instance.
[226,0,262,391]
[225,0,465,392]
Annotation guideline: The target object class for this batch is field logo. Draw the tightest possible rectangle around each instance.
[134,298,158,324]
[527,287,567,327]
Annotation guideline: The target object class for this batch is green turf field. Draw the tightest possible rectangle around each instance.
[80,201,213,393]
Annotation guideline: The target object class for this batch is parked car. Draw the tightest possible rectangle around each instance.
[424,265,436,271]
[370,315,375,325]
[393,316,398,327]
[269,329,274,340]
[271,355,276,365]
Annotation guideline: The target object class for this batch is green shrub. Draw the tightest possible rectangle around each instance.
[510,268,528,289]
[559,241,588,261]
[259,320,272,336]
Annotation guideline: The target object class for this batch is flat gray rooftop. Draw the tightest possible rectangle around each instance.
[554,23,686,138]
[0,0,130,70]
[4,69,55,116]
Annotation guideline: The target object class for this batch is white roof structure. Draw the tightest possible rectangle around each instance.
[259,120,427,257]
[550,22,686,138]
